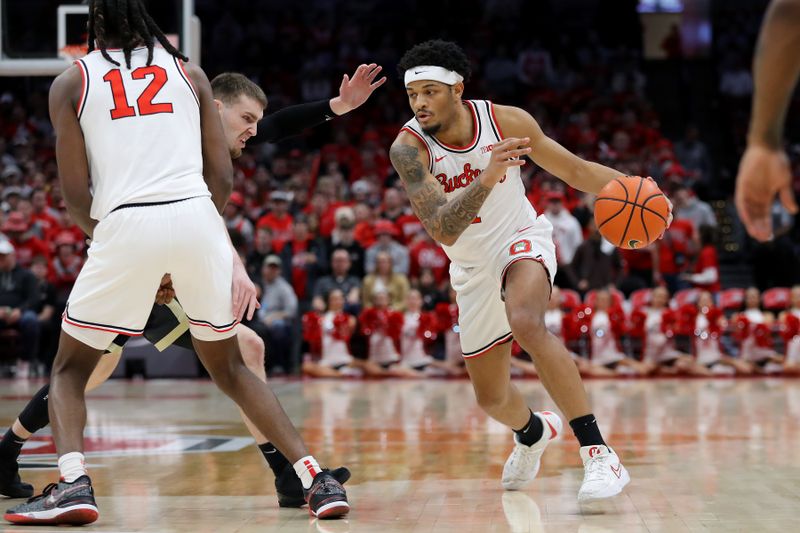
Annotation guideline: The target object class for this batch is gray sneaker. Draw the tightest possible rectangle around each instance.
[4,475,98,525]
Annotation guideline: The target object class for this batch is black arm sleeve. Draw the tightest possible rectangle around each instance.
[260,99,335,143]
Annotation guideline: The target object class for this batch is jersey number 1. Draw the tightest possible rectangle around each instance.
[103,66,174,120]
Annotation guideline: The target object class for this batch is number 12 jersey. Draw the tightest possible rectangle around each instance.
[75,46,210,220]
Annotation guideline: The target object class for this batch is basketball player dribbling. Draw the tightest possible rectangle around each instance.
[390,40,672,502]
[4,1,355,525]
[0,68,385,508]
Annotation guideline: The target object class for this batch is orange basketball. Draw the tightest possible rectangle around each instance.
[594,176,669,249]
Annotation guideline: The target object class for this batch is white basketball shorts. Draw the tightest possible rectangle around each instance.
[449,215,557,358]
[62,196,237,350]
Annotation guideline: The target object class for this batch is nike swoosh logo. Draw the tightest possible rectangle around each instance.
[610,464,622,478]
[545,418,558,440]
[414,70,426,75]
[435,155,446,162]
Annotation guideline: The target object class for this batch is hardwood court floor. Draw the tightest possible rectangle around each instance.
[2,377,800,532]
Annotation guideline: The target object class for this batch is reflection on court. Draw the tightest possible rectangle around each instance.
[2,377,800,532]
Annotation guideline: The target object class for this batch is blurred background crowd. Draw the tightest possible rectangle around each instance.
[1,0,798,377]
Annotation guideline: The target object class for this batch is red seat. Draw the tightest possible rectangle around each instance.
[585,288,624,309]
[560,288,582,310]
[674,288,700,308]
[629,288,652,309]
[762,287,790,311]
[718,288,746,312]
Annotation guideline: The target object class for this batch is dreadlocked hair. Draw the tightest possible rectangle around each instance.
[397,40,472,82]
[87,0,188,69]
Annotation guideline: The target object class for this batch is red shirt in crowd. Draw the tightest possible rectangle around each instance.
[256,213,293,252]
[49,253,84,293]
[10,237,51,268]
[658,218,694,275]
[409,240,449,283]
[694,244,721,293]
[288,239,311,301]
[620,248,653,272]
[354,221,377,249]
[46,225,86,253]
[30,211,60,236]
[395,213,423,245]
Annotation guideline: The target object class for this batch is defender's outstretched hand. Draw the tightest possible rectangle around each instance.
[330,64,387,115]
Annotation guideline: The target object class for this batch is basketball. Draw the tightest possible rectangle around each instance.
[594,176,670,249]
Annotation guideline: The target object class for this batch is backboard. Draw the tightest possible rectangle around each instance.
[0,0,198,76]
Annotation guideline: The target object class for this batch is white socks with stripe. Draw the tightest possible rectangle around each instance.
[293,455,321,489]
[58,452,87,483]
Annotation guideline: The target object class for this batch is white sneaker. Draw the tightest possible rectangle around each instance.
[502,411,562,490]
[577,445,630,503]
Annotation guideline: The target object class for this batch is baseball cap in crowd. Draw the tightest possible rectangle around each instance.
[54,231,78,247]
[351,180,371,196]
[1,167,22,181]
[1,212,27,232]
[2,185,22,199]
[270,190,293,202]
[374,219,398,237]
[264,255,282,267]
[545,191,565,203]
[335,206,356,229]
[229,191,245,207]
[0,239,14,254]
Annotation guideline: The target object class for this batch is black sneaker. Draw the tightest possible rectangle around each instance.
[0,456,33,498]
[277,466,351,508]
[4,475,98,525]
[304,471,349,519]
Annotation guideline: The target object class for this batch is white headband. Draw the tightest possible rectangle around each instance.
[404,65,464,86]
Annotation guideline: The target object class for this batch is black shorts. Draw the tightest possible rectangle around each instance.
[106,300,193,354]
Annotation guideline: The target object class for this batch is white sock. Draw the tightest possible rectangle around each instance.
[58,452,87,483]
[293,455,320,490]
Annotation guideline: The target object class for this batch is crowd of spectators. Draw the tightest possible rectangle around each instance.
[1,1,799,377]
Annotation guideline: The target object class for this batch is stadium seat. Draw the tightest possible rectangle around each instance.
[584,288,624,309]
[762,287,790,311]
[674,288,700,308]
[718,288,746,312]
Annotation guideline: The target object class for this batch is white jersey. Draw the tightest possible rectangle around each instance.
[319,312,354,368]
[590,311,625,366]
[402,100,541,267]
[643,308,680,363]
[695,313,722,366]
[400,312,434,368]
[75,46,210,220]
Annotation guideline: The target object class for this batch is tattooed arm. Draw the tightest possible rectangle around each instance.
[389,132,530,246]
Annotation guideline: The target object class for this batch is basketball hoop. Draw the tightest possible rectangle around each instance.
[58,44,89,61]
